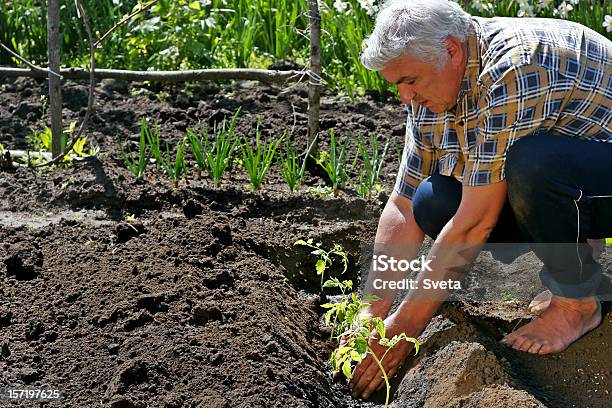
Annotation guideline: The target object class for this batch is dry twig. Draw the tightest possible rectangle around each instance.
[0,41,62,78]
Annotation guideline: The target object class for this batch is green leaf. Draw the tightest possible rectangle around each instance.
[372,317,385,339]
[354,337,368,354]
[315,259,326,275]
[294,239,307,246]
[188,1,201,10]
[342,360,353,379]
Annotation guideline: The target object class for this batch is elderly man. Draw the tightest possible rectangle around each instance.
[349,0,612,401]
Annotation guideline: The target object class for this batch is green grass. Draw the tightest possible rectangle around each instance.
[2,0,610,95]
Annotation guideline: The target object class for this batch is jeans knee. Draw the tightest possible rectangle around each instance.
[413,174,462,238]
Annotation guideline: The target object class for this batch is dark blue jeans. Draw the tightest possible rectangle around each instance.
[411,135,612,299]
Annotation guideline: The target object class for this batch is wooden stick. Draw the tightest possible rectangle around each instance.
[0,66,306,85]
[307,0,321,149]
[33,0,96,168]
[47,0,62,159]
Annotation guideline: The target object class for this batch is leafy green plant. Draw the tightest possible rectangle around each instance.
[307,185,334,198]
[25,121,92,165]
[186,126,207,177]
[356,135,389,199]
[188,109,240,187]
[163,138,187,189]
[121,117,150,178]
[278,135,318,192]
[314,129,351,194]
[144,119,187,189]
[240,116,285,190]
[323,279,419,408]
[294,238,348,288]
[294,239,420,406]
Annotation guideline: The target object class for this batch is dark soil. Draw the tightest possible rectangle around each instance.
[0,77,609,407]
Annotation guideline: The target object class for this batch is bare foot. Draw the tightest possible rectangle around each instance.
[528,290,552,315]
[503,296,601,354]
[527,239,604,315]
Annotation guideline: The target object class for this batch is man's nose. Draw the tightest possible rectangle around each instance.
[398,85,416,104]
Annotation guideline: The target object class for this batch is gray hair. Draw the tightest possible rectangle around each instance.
[361,0,471,70]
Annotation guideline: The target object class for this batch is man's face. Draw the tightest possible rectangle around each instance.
[380,39,467,113]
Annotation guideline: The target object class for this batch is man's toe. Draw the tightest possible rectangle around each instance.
[538,342,553,354]
[527,342,542,354]
[518,337,534,352]
[511,335,528,350]
[502,332,518,346]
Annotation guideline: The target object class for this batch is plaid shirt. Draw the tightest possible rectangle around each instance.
[396,16,612,200]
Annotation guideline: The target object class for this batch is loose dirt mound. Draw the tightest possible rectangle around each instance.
[0,77,609,407]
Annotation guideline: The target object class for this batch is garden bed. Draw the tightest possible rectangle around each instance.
[0,77,609,407]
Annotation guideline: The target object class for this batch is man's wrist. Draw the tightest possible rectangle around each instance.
[363,299,393,318]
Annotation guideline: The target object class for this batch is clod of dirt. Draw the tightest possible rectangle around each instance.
[192,304,223,326]
[201,269,234,289]
[105,359,148,398]
[182,198,204,219]
[211,223,232,245]
[13,102,41,119]
[101,79,129,95]
[18,367,42,384]
[448,384,546,408]
[0,306,12,327]
[109,395,137,408]
[123,310,154,331]
[1,342,10,358]
[115,221,146,243]
[25,319,45,341]
[135,292,173,314]
[393,341,511,408]
[3,242,43,280]
[108,343,120,355]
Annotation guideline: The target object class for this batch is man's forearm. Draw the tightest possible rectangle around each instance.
[364,192,425,316]
[395,224,489,332]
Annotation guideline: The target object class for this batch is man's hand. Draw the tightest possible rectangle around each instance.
[349,310,417,400]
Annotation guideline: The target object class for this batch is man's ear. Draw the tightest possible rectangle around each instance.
[446,37,465,68]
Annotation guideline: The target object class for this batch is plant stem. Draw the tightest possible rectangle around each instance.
[368,347,391,408]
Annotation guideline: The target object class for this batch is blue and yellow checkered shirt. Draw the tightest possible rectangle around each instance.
[396,16,612,200]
